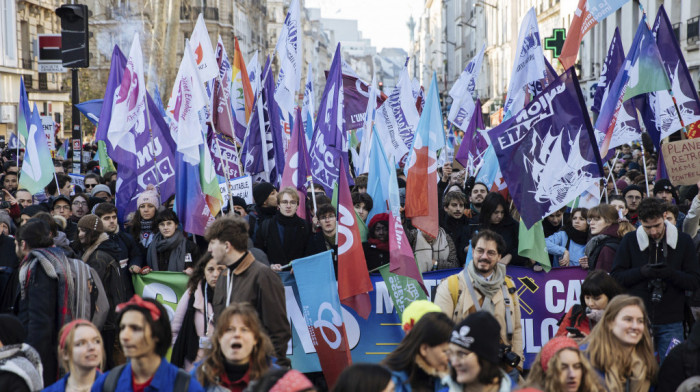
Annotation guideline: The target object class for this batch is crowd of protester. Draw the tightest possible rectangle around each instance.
[1,141,700,391]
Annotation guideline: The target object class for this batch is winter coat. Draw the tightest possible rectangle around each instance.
[109,229,143,297]
[91,357,204,392]
[440,214,471,264]
[546,230,586,267]
[481,216,526,266]
[656,322,700,392]
[611,221,700,324]
[555,305,592,337]
[254,212,308,265]
[212,252,291,367]
[586,223,623,272]
[433,271,524,360]
[0,343,43,392]
[83,235,126,331]
[171,281,215,371]
[0,233,19,313]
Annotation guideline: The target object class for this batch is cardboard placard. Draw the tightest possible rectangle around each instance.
[661,139,700,185]
[41,116,55,151]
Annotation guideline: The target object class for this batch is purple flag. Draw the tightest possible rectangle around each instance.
[339,73,385,130]
[654,5,700,126]
[487,68,604,228]
[207,131,241,179]
[310,44,348,195]
[592,28,624,114]
[455,98,486,170]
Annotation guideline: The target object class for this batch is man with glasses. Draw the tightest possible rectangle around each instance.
[612,198,700,363]
[51,195,78,243]
[254,186,309,270]
[305,203,338,259]
[623,185,645,225]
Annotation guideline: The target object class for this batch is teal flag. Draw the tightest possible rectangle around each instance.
[518,219,551,272]
[378,264,428,320]
[19,104,55,194]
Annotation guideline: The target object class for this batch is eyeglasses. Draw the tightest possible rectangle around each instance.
[280,200,298,205]
[72,201,88,207]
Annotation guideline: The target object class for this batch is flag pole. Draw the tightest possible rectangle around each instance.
[640,142,651,196]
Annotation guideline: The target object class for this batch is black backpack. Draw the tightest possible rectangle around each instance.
[588,236,620,270]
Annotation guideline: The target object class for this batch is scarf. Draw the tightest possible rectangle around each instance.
[584,234,609,258]
[19,248,77,328]
[368,237,390,251]
[0,344,44,392]
[139,219,154,248]
[81,232,110,262]
[605,350,650,392]
[414,230,450,272]
[466,261,506,313]
[565,224,588,245]
[147,231,187,272]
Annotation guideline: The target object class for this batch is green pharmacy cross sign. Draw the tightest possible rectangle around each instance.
[545,28,566,58]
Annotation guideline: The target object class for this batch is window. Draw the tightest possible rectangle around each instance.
[0,0,17,67]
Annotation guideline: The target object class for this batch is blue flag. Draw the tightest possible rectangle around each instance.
[366,125,392,221]
[310,44,348,195]
[487,68,604,228]
[75,99,104,126]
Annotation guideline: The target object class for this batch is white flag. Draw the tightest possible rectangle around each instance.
[374,67,420,161]
[301,64,315,145]
[189,14,219,82]
[274,0,301,116]
[247,51,260,97]
[503,7,546,118]
[448,44,485,131]
[106,33,146,159]
[168,41,208,164]
[357,76,378,175]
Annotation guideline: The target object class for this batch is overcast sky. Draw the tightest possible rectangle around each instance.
[305,0,425,52]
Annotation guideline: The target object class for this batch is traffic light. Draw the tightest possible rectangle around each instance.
[55,4,89,68]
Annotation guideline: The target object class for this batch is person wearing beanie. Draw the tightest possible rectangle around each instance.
[622,184,644,225]
[401,300,441,334]
[363,213,390,271]
[254,186,308,267]
[90,184,112,202]
[653,178,685,229]
[129,184,161,255]
[0,314,44,391]
[248,182,278,238]
[77,214,127,369]
[382,312,454,392]
[0,209,12,235]
[231,196,248,217]
[444,311,511,391]
[19,203,48,226]
[522,336,603,392]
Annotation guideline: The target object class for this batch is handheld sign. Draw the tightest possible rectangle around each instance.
[661,139,700,185]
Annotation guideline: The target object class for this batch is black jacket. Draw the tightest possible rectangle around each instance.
[254,212,309,265]
[656,322,700,392]
[109,230,143,297]
[0,234,19,313]
[611,223,700,324]
[84,239,126,331]
[440,215,471,265]
[306,231,338,275]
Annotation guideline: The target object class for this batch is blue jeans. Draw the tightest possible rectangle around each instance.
[652,322,684,363]
[507,367,520,390]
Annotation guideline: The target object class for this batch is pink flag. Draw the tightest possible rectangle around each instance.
[281,107,311,219]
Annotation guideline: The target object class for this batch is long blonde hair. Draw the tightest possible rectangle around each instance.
[524,347,604,392]
[583,295,657,383]
[57,320,105,373]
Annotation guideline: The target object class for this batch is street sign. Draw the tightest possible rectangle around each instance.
[38,34,66,73]
[544,28,566,58]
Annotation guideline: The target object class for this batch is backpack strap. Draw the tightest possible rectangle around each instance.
[174,367,191,392]
[447,275,460,308]
[103,364,126,392]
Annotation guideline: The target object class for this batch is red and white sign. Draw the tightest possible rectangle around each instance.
[38,34,66,73]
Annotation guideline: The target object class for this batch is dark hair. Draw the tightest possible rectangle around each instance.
[663,203,679,220]
[16,219,54,249]
[351,192,373,212]
[569,270,626,327]
[84,173,102,184]
[443,190,467,208]
[333,363,392,392]
[609,194,627,207]
[155,208,179,226]
[314,194,332,208]
[316,203,336,219]
[353,175,368,190]
[116,297,171,357]
[71,193,89,205]
[187,253,213,295]
[382,312,454,385]
[28,212,59,238]
[94,202,118,217]
[570,207,588,221]
[471,229,506,257]
[164,194,176,210]
[478,192,509,229]
[45,173,71,196]
[637,198,665,221]
[3,171,17,179]
[449,355,503,386]
[102,171,117,183]
[205,216,248,251]
[79,225,102,247]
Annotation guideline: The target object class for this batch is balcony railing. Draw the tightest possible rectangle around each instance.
[180,6,219,20]
[673,22,681,42]
[688,16,699,44]
[21,58,32,70]
[24,74,33,89]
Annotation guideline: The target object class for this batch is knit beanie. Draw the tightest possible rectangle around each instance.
[78,214,104,233]
[232,196,247,209]
[90,184,112,197]
[253,182,276,207]
[653,179,677,200]
[539,336,579,371]
[137,184,161,209]
[622,184,644,198]
[401,300,442,333]
[0,210,12,232]
[0,314,26,345]
[21,204,48,217]
[450,311,501,364]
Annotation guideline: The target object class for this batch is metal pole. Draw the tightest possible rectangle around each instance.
[71,68,82,174]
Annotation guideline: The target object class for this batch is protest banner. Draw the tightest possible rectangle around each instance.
[69,173,84,194]
[41,116,55,151]
[132,272,190,320]
[661,138,700,185]
[219,175,254,205]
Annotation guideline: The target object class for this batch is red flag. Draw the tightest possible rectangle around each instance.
[337,158,373,319]
[559,0,597,70]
